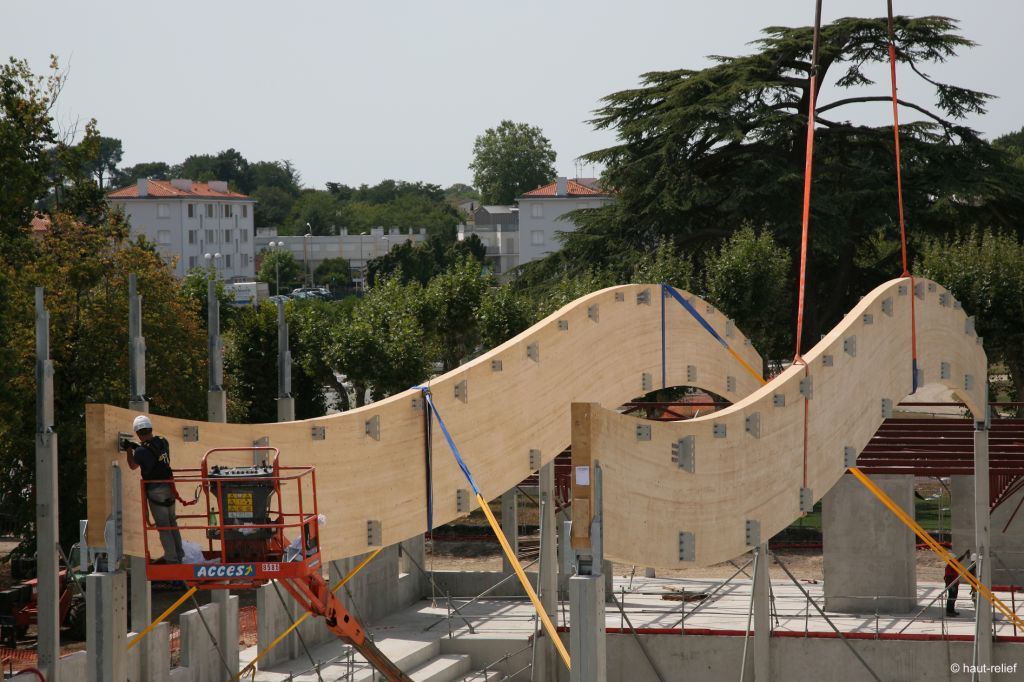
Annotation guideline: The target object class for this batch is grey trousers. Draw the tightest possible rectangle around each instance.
[147,484,184,563]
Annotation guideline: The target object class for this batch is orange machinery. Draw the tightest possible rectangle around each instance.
[142,447,411,682]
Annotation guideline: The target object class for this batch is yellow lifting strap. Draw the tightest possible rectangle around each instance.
[127,585,198,650]
[477,491,571,670]
[232,547,383,681]
[848,467,1024,631]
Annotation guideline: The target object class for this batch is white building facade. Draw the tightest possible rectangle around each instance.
[457,205,519,275]
[516,177,614,266]
[107,179,257,281]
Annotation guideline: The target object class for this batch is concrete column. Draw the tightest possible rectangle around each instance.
[86,571,127,682]
[277,396,295,422]
[569,575,606,682]
[823,474,916,613]
[953,475,1024,588]
[501,489,519,574]
[975,417,993,681]
[753,544,771,681]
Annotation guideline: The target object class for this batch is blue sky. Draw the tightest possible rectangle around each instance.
[4,1,1019,189]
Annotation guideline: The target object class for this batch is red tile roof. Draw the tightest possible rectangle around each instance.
[520,179,608,198]
[107,180,250,199]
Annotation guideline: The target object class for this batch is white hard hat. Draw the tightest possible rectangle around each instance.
[132,415,153,432]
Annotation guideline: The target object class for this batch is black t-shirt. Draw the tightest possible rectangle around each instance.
[134,436,173,483]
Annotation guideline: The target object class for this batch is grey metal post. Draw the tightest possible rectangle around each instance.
[753,542,771,681]
[974,406,993,681]
[127,274,153,678]
[276,298,295,422]
[501,489,519,574]
[207,280,238,675]
[538,463,558,682]
[569,464,606,682]
[35,288,60,680]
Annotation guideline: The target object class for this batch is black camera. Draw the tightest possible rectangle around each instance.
[120,437,140,451]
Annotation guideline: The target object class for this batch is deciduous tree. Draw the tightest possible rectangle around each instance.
[470,120,557,204]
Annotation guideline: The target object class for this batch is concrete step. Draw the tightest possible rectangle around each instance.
[260,637,440,681]
[456,670,502,681]
[408,653,472,682]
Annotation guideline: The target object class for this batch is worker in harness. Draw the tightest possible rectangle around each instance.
[123,415,184,564]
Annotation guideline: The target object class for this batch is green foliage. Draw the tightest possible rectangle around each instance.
[0,215,208,547]
[631,239,694,291]
[253,186,297,228]
[224,301,327,422]
[256,248,302,295]
[918,229,1024,403]
[329,274,431,404]
[178,148,252,191]
[313,257,351,289]
[283,190,340,235]
[181,266,234,324]
[703,225,793,367]
[0,56,60,261]
[367,235,485,287]
[470,120,557,204]
[423,257,494,370]
[114,161,171,187]
[477,285,534,349]
[566,15,1024,349]
[993,127,1024,170]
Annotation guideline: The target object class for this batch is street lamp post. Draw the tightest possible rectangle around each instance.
[303,224,313,288]
[268,241,282,295]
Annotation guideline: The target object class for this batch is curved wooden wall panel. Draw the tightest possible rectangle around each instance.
[87,284,762,561]
[582,277,987,568]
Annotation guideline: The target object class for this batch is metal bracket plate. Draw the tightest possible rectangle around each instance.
[940,292,951,307]
[745,520,760,547]
[898,284,908,296]
[881,398,893,419]
[726,319,735,338]
[773,393,786,408]
[367,520,382,546]
[800,487,814,513]
[844,446,857,468]
[588,304,600,321]
[636,289,651,305]
[642,372,653,392]
[671,436,695,472]
[527,343,540,362]
[799,377,813,400]
[965,316,975,336]
[454,380,468,402]
[745,412,761,438]
[636,423,652,441]
[726,376,736,393]
[614,292,625,302]
[915,282,926,298]
[881,297,893,316]
[687,365,697,383]
[411,396,424,411]
[558,320,569,331]
[964,374,975,391]
[928,282,937,292]
[182,425,199,442]
[491,359,503,372]
[456,489,470,514]
[822,354,834,367]
[529,449,541,471]
[365,415,380,440]
[940,361,951,380]
[679,531,695,562]
[862,313,873,325]
[311,426,325,441]
[713,423,727,438]
[843,336,857,357]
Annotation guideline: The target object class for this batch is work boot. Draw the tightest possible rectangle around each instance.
[947,609,960,617]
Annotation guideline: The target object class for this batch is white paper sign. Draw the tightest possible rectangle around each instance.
[575,466,590,486]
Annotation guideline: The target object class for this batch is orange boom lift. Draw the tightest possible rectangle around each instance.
[142,446,412,681]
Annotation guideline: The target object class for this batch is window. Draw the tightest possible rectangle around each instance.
[188,256,197,268]
[531,230,544,246]
[157,229,171,245]
[242,205,248,218]
[157,203,170,218]
[187,230,197,244]
[224,254,233,268]
[205,229,215,243]
[241,253,250,267]
[531,203,543,219]
[224,229,233,243]
[206,204,214,218]
[224,204,233,218]
[187,204,194,218]
[241,230,248,243]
